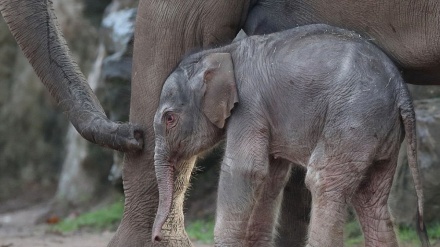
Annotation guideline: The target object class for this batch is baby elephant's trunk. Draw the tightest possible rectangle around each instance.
[152,158,174,242]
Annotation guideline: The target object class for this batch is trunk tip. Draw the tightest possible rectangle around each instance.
[152,217,165,242]
[152,230,163,242]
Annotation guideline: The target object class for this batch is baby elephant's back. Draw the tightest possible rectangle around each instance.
[265,26,408,157]
[271,25,404,98]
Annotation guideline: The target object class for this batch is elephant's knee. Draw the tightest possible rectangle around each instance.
[304,167,321,195]
[222,156,268,182]
[236,163,269,187]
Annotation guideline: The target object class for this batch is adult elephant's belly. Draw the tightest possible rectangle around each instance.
[246,0,440,85]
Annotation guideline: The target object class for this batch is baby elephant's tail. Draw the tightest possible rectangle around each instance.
[398,86,430,247]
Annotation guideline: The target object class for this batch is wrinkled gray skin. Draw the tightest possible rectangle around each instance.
[1,0,440,246]
[153,25,428,247]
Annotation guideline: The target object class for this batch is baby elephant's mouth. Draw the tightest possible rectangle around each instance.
[169,141,189,161]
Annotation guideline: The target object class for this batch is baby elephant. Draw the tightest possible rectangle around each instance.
[152,24,428,247]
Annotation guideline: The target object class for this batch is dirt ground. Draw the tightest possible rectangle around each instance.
[0,202,438,247]
[0,231,114,247]
[0,203,109,247]
[0,203,210,247]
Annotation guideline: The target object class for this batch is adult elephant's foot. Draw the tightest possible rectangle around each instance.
[76,116,143,152]
[276,166,311,247]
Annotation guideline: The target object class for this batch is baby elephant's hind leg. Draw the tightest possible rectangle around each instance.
[351,155,399,247]
[305,145,371,247]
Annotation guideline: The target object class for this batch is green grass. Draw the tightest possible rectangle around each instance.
[428,222,440,239]
[344,219,364,246]
[398,224,421,244]
[51,200,124,233]
[398,222,440,244]
[50,202,440,246]
[184,217,367,245]
[186,218,215,244]
[345,217,440,246]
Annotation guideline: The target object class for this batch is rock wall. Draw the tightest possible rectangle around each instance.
[0,8,65,202]
[50,0,138,213]
[0,0,112,204]
[99,1,138,188]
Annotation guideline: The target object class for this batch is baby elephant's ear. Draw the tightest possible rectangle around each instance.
[201,53,238,129]
[233,29,248,43]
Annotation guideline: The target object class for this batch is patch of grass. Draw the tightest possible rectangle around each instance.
[399,223,440,244]
[345,217,440,246]
[344,219,363,246]
[51,201,440,246]
[428,222,440,239]
[398,226,419,244]
[186,218,215,244]
[51,200,124,233]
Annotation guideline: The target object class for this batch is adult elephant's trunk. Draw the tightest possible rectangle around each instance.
[0,0,142,152]
[152,157,175,242]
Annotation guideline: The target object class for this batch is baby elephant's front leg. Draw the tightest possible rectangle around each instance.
[246,158,292,246]
[214,124,272,247]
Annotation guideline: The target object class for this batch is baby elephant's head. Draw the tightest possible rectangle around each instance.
[152,52,238,241]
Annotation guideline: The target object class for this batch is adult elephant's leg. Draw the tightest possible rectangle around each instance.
[275,166,311,247]
[109,1,249,246]
[0,0,142,152]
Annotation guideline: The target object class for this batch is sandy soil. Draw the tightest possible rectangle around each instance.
[1,231,114,247]
[0,203,210,247]
[0,203,111,247]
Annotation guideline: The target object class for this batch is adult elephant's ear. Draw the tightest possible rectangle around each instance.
[201,53,238,129]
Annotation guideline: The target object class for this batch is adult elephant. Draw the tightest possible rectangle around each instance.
[0,0,439,247]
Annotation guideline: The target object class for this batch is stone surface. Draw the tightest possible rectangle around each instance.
[98,0,138,186]
[0,0,117,208]
[408,84,440,100]
[0,8,66,202]
[51,0,138,214]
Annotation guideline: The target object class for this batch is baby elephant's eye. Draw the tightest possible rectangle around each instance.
[165,112,177,128]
